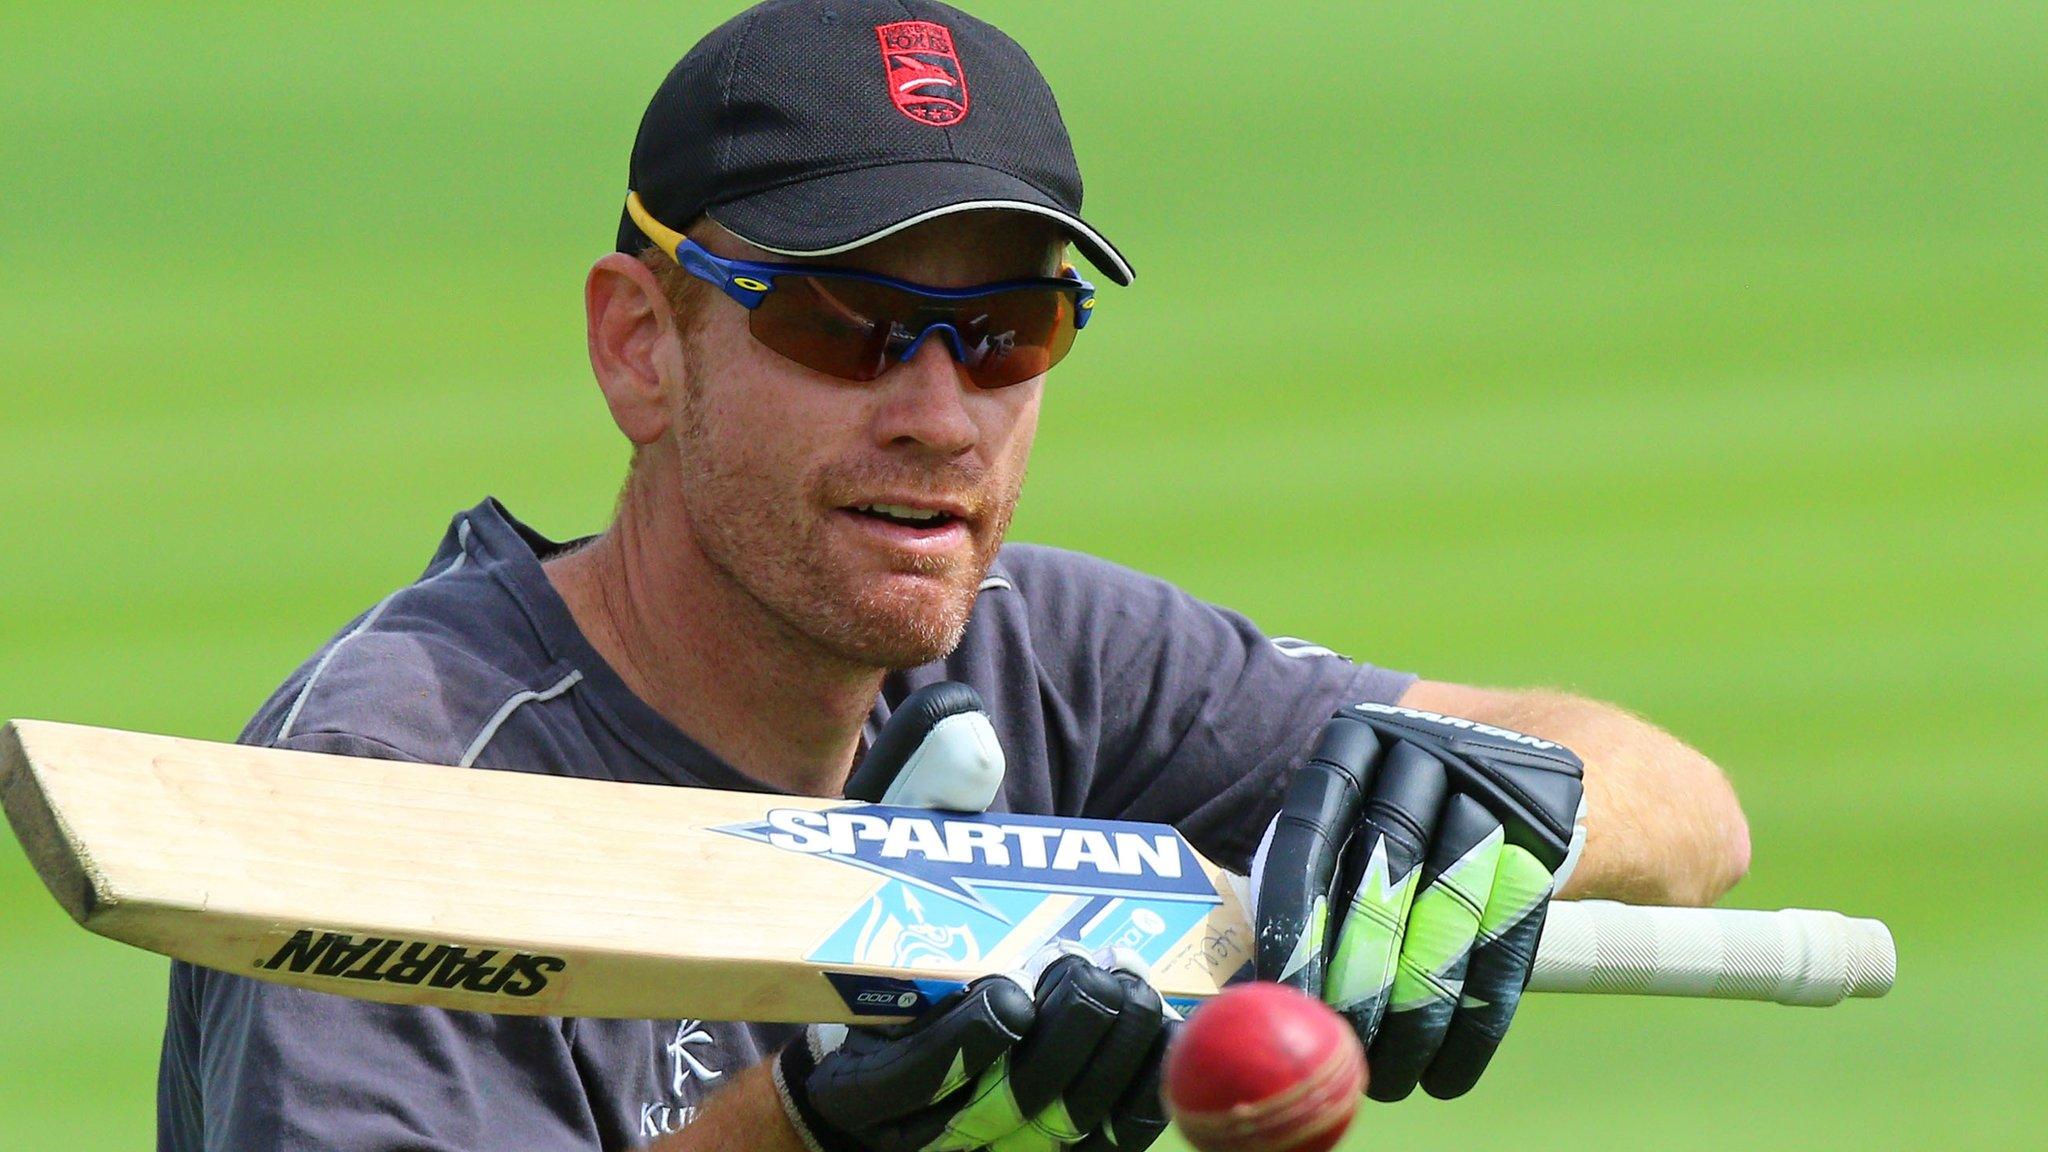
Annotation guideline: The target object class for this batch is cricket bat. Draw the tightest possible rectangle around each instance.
[1,720,1894,1023]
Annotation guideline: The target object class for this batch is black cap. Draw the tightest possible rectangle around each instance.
[616,0,1132,284]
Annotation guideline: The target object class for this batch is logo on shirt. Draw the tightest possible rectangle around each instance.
[667,1019,724,1092]
[640,1020,722,1138]
[253,929,565,997]
[641,1101,701,1139]
[877,21,969,126]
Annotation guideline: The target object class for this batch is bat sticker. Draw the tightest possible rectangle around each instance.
[715,805,1222,916]
[254,929,565,997]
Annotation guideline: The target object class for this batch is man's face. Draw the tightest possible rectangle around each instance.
[660,212,1061,669]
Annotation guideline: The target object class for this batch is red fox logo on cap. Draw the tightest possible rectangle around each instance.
[876,21,969,127]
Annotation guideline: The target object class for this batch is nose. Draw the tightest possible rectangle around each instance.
[871,335,979,456]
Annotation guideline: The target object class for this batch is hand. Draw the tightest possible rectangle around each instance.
[1251,702,1586,1101]
[846,681,1008,811]
[782,686,1175,1151]
[775,946,1176,1152]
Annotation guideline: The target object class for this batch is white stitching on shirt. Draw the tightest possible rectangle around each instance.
[278,519,473,740]
[459,668,584,768]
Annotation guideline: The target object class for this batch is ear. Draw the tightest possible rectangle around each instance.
[585,253,683,446]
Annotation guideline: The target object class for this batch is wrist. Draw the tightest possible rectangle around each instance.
[645,1060,809,1152]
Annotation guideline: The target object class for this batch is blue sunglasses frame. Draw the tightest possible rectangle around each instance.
[625,193,1096,379]
[672,240,1096,328]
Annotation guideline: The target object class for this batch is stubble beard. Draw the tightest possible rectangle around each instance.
[671,386,1017,672]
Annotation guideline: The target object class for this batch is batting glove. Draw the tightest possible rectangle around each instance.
[780,686,1175,1151]
[775,945,1176,1152]
[1251,702,1586,1100]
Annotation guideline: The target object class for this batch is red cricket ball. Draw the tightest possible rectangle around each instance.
[1163,982,1367,1152]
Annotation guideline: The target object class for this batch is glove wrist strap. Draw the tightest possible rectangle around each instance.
[773,1040,852,1152]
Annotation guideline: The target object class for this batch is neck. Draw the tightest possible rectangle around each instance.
[543,460,881,797]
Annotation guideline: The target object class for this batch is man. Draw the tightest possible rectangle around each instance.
[158,2,1750,1150]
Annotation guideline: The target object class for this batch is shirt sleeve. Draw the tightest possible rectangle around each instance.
[1009,549,1414,873]
[159,730,602,1152]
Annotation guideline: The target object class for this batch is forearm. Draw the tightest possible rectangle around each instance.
[1397,681,1750,905]
[647,1060,807,1152]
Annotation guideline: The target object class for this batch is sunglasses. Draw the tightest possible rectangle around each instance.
[626,193,1095,389]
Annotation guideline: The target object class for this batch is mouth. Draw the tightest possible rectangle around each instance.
[834,498,977,554]
[846,502,966,531]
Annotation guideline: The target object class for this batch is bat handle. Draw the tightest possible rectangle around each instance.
[1528,900,1896,1006]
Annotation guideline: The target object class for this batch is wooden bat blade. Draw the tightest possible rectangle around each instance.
[1,720,1253,1023]
[3,720,1893,1019]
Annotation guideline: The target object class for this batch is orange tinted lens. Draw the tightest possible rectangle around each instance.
[748,276,897,381]
[748,276,1078,387]
[946,286,1075,389]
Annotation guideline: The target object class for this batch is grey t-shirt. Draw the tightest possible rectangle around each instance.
[158,498,1413,1151]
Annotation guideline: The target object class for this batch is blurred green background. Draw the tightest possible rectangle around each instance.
[3,2,2042,1148]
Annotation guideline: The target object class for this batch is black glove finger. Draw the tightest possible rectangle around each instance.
[1322,739,1449,1049]
[1419,843,1556,1100]
[1005,954,1129,1127]
[877,955,1129,1152]
[1254,713,1385,995]
[1072,1018,1177,1152]
[784,972,1035,1138]
[1341,702,1583,875]
[1365,794,1502,1101]
[1055,967,1168,1135]
[1319,702,1584,1102]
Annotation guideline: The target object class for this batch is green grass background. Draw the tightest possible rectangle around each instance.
[3,2,2043,1147]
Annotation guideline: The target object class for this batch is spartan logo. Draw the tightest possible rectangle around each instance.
[717,805,1217,919]
[254,930,565,998]
[876,20,969,126]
